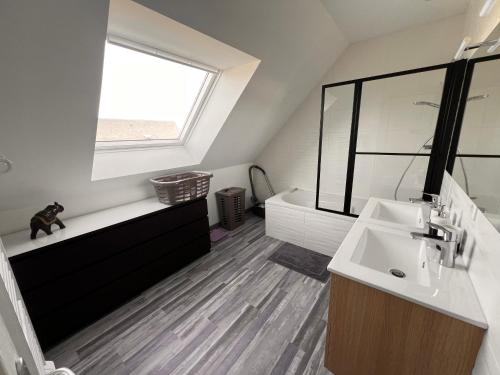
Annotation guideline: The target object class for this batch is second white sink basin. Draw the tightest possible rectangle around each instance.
[351,226,430,286]
[359,198,425,229]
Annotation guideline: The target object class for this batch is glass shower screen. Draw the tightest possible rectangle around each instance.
[317,65,449,216]
[316,83,355,213]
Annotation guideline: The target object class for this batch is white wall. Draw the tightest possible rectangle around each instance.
[134,0,348,168]
[204,164,253,226]
[440,173,500,375]
[256,15,466,200]
[0,0,176,234]
[0,0,346,234]
[0,161,252,234]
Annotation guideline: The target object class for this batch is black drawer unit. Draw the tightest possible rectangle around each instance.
[9,198,211,350]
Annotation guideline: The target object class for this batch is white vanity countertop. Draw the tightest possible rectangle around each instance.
[3,198,169,258]
[328,199,488,330]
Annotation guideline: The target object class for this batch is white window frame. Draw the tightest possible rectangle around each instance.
[95,35,220,152]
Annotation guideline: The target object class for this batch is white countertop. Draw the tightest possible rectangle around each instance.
[328,199,488,330]
[3,198,169,258]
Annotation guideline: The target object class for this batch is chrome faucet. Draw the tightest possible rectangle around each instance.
[409,192,441,208]
[409,193,446,221]
[410,222,460,268]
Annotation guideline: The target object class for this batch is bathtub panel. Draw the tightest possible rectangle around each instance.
[304,213,355,256]
[266,189,360,256]
[265,203,305,247]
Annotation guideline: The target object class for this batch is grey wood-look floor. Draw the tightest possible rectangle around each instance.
[46,214,334,375]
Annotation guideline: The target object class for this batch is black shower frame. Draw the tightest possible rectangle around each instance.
[316,60,469,217]
[446,53,500,175]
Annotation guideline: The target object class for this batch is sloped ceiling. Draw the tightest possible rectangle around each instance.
[135,0,349,169]
[135,0,470,170]
[322,0,469,42]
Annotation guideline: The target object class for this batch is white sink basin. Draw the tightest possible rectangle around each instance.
[359,197,425,229]
[328,221,487,329]
[350,226,430,286]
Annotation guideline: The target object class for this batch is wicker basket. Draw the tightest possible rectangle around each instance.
[216,187,246,230]
[150,171,213,205]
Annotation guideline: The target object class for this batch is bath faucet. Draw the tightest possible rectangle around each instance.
[409,193,446,221]
[409,192,441,208]
[410,222,460,268]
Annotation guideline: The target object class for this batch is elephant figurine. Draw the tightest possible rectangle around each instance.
[30,202,65,239]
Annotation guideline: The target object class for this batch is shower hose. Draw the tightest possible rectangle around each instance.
[393,136,470,201]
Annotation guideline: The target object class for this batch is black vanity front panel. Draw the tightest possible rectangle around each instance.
[33,234,210,349]
[23,217,209,319]
[10,198,207,292]
[9,198,211,350]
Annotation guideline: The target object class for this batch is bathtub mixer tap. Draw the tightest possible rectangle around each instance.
[409,192,447,222]
[409,192,441,209]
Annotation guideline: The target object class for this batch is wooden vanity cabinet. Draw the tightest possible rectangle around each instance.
[325,274,485,375]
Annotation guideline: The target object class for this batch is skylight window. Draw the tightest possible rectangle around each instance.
[96,37,218,148]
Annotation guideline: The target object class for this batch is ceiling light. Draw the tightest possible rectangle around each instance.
[480,0,497,17]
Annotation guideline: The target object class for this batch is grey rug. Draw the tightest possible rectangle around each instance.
[268,243,332,282]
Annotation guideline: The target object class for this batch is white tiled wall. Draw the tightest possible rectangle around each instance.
[451,59,500,216]
[440,172,500,375]
[256,16,464,202]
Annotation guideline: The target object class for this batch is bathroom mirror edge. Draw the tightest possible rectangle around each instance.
[445,22,500,233]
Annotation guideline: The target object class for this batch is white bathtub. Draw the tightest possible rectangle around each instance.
[265,189,366,257]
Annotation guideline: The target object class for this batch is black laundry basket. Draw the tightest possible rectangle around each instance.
[216,187,246,230]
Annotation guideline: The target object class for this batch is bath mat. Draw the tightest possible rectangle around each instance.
[268,243,332,282]
[210,227,228,243]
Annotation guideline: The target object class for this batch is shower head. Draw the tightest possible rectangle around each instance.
[413,94,488,109]
[467,94,489,102]
[413,101,440,108]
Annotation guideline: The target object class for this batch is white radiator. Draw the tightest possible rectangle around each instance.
[0,237,50,375]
